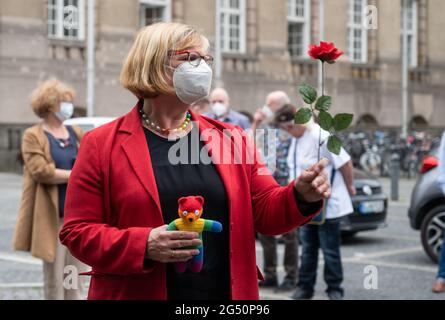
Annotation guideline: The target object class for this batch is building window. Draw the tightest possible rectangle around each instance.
[220,0,246,54]
[403,0,418,68]
[287,0,311,59]
[140,0,171,27]
[48,0,85,41]
[347,0,368,63]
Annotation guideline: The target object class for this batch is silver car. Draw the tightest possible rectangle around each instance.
[408,147,445,262]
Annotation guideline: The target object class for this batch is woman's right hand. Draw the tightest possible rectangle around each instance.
[146,225,202,263]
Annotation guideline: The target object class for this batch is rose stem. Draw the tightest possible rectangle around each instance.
[318,61,324,162]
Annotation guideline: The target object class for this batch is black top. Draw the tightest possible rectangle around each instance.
[143,125,231,300]
[44,126,78,218]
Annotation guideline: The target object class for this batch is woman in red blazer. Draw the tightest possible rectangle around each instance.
[60,22,331,300]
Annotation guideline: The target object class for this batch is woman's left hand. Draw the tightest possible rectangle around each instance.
[294,158,331,203]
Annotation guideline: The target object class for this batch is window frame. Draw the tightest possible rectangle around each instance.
[404,0,418,68]
[47,0,85,41]
[287,0,311,59]
[220,0,246,54]
[139,0,172,27]
[347,0,368,64]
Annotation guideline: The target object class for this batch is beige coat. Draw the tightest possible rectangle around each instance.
[12,123,83,263]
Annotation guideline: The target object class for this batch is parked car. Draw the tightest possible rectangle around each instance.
[408,146,445,262]
[64,117,115,133]
[341,169,388,236]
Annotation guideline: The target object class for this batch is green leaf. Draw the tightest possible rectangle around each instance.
[327,135,342,155]
[298,83,318,104]
[315,95,332,112]
[333,113,354,131]
[318,111,333,131]
[327,60,336,65]
[294,108,312,124]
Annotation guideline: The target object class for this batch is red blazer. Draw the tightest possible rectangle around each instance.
[60,102,321,300]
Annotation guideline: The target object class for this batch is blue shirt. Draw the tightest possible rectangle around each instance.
[44,126,78,217]
[204,110,251,130]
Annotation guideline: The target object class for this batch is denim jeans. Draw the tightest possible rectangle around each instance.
[297,218,344,296]
[437,231,445,281]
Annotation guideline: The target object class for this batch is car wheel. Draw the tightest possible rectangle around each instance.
[420,206,445,263]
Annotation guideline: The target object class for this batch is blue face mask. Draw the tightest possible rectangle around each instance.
[55,102,74,121]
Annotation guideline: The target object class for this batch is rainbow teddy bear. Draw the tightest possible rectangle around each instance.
[167,196,223,273]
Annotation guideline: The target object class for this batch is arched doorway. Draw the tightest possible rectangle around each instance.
[410,115,429,130]
[356,114,378,129]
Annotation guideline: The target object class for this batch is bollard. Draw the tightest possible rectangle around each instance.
[390,153,400,201]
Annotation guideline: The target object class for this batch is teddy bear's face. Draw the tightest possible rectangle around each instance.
[177,196,204,223]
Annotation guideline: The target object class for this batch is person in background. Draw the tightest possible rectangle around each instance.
[12,79,86,300]
[191,98,210,115]
[238,110,254,126]
[275,105,355,300]
[204,88,251,130]
[433,131,445,293]
[253,92,299,292]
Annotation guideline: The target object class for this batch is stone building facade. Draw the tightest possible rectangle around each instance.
[1,0,444,171]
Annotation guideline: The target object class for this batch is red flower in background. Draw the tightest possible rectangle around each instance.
[308,41,344,63]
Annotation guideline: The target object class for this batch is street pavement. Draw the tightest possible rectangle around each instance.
[0,172,443,300]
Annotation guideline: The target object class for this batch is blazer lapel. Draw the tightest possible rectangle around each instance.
[120,104,163,219]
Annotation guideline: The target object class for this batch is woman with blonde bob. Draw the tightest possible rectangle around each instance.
[13,79,85,300]
[60,22,331,300]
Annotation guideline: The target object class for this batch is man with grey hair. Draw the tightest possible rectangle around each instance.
[254,91,299,292]
[205,88,251,130]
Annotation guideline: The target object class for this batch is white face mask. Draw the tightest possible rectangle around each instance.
[211,102,228,118]
[172,60,213,105]
[262,105,274,119]
[55,102,74,121]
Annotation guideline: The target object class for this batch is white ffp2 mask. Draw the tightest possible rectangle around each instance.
[262,105,274,119]
[172,60,213,105]
[211,103,228,118]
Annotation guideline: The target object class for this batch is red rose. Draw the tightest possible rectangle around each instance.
[308,41,344,63]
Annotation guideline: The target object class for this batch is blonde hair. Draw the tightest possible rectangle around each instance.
[120,22,210,99]
[30,79,75,118]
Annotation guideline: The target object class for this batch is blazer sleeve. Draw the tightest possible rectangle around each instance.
[245,129,323,236]
[59,131,153,276]
[21,129,57,184]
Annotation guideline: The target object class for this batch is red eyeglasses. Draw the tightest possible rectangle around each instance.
[168,50,214,67]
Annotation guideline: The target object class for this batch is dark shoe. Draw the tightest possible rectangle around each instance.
[275,279,296,292]
[259,278,278,288]
[432,279,445,293]
[327,291,343,300]
[290,287,313,300]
